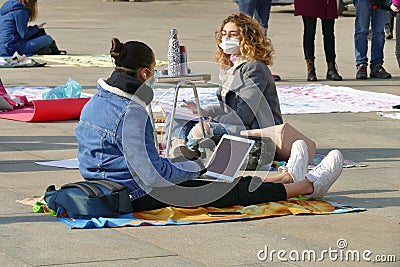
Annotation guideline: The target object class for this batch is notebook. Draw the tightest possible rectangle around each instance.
[160,103,199,121]
[195,134,255,183]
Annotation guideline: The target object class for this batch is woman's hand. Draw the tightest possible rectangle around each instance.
[182,100,202,114]
[37,22,46,29]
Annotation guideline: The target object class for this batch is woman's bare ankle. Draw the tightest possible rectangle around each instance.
[171,138,185,147]
[263,172,293,184]
[303,179,314,195]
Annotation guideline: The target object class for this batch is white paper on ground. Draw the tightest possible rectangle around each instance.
[152,84,400,114]
[35,158,79,169]
[377,112,400,120]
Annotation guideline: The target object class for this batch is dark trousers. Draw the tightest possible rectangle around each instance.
[302,16,336,63]
[385,10,396,33]
[130,176,287,212]
[396,13,400,68]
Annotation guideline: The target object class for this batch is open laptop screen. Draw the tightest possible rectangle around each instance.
[206,137,253,177]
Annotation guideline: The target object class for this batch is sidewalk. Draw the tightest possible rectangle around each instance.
[0,0,399,266]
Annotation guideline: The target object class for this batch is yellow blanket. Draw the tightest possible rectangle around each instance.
[133,199,335,222]
[31,54,167,68]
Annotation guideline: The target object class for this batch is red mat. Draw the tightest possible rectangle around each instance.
[0,98,90,122]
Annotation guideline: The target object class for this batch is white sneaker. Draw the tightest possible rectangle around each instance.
[280,140,308,182]
[305,150,344,199]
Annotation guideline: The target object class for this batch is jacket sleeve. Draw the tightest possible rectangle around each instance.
[214,62,268,127]
[122,103,202,189]
[202,86,225,117]
[13,10,39,40]
[202,103,225,118]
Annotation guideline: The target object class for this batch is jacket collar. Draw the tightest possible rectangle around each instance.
[101,71,154,106]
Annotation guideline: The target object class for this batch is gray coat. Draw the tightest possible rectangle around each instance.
[203,60,283,134]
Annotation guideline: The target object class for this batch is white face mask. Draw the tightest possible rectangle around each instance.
[219,36,240,55]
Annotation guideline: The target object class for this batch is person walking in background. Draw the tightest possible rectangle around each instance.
[354,0,392,79]
[0,0,54,56]
[234,0,281,81]
[236,0,272,35]
[391,0,400,68]
[384,9,396,39]
[294,0,343,81]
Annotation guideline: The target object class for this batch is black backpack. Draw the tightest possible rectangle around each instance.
[44,179,133,219]
[31,29,67,55]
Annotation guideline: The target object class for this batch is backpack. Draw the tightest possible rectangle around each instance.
[31,29,67,55]
[44,179,133,219]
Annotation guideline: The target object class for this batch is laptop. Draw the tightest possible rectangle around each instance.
[195,134,255,183]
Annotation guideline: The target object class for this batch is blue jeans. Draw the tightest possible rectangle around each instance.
[23,34,53,54]
[165,116,228,148]
[354,0,388,68]
[237,0,272,32]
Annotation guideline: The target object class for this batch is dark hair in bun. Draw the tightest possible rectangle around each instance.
[110,38,154,76]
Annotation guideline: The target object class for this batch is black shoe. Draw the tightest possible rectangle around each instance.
[385,31,393,40]
[170,144,201,160]
[370,65,391,79]
[356,64,368,79]
[272,74,281,81]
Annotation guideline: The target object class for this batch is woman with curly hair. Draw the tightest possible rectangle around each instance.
[169,13,283,158]
[0,0,55,56]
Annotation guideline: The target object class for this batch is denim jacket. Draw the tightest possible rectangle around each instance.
[75,71,202,200]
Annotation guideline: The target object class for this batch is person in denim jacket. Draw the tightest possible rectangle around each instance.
[75,38,204,202]
[75,38,344,212]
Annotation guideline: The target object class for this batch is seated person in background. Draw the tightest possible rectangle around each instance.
[0,0,59,56]
[166,13,283,159]
[75,37,344,212]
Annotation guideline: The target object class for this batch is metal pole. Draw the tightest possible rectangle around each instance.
[165,80,206,158]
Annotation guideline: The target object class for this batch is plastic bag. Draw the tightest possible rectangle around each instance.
[42,78,82,99]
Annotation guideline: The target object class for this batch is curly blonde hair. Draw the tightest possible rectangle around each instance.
[215,13,274,67]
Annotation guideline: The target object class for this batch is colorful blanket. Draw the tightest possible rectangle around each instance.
[0,53,46,68]
[31,198,364,229]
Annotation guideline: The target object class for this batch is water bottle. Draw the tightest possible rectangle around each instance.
[180,45,188,75]
[167,28,180,77]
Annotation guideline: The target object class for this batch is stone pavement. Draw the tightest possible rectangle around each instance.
[0,0,399,266]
